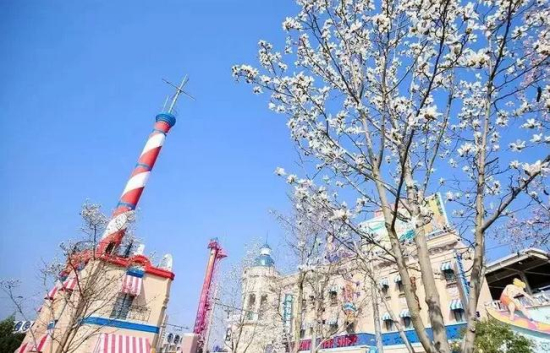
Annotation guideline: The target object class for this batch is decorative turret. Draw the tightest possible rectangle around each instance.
[254,243,275,267]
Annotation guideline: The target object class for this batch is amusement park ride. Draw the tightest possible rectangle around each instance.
[192,239,227,352]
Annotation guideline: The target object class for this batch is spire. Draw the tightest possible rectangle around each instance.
[162,76,194,115]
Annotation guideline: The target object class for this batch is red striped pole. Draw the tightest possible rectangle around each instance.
[97,113,176,255]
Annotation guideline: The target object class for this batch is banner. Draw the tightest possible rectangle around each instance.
[360,193,449,244]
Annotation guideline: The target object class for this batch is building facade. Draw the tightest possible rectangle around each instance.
[15,250,174,353]
[226,232,493,353]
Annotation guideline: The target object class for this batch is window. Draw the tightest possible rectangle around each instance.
[247,294,256,320]
[329,323,338,334]
[443,270,456,282]
[402,317,412,329]
[397,282,404,293]
[247,294,256,310]
[381,286,389,297]
[453,309,465,322]
[300,329,305,339]
[105,242,116,255]
[259,295,268,319]
[110,293,134,320]
[330,291,338,305]
[384,320,394,331]
[309,327,314,336]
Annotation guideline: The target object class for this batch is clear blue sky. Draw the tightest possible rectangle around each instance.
[0,0,521,330]
[0,0,299,326]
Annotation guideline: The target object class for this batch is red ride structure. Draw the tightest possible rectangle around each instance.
[193,239,227,352]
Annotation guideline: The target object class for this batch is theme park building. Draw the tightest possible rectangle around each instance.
[226,240,550,353]
[15,102,179,353]
[226,232,492,353]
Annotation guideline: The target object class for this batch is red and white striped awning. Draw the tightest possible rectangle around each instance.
[93,333,151,353]
[45,285,59,300]
[121,274,143,296]
[14,341,30,353]
[15,334,50,353]
[62,276,78,291]
[32,334,50,352]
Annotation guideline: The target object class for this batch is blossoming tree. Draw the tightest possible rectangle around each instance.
[233,0,549,352]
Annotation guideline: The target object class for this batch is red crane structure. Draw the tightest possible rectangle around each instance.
[193,238,227,352]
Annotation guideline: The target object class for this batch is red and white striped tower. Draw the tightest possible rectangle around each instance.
[97,78,189,255]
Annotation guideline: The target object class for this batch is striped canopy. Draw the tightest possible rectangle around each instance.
[399,309,411,318]
[45,284,59,300]
[121,274,143,296]
[93,333,151,353]
[62,276,78,291]
[15,334,50,353]
[394,274,402,283]
[450,299,464,310]
[327,319,338,325]
[15,342,30,353]
[379,278,389,287]
[381,312,392,321]
[440,261,453,271]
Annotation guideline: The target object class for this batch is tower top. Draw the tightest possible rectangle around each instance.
[254,243,275,267]
[162,76,194,115]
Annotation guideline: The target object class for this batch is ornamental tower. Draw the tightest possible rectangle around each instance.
[97,78,189,256]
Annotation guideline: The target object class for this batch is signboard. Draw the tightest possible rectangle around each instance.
[283,294,293,332]
[360,193,449,245]
[298,333,377,350]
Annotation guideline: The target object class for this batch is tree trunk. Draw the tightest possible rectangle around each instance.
[462,85,491,353]
[293,273,305,353]
[371,170,437,353]
[380,294,415,353]
[369,258,384,353]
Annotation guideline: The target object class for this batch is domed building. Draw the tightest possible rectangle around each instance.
[242,244,279,320]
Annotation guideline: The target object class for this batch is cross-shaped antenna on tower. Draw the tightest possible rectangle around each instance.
[162,76,195,114]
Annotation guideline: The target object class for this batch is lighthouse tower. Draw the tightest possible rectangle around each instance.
[244,244,278,318]
[98,78,189,256]
[15,79,189,353]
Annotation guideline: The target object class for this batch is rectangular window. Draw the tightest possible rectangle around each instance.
[398,282,404,293]
[444,270,456,282]
[402,317,412,329]
[110,293,134,320]
[330,291,338,305]
[381,286,389,297]
[300,329,305,338]
[329,323,338,334]
[259,295,268,319]
[453,310,465,322]
[384,320,394,331]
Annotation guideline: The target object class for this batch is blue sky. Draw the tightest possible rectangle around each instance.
[0,0,299,326]
[0,0,526,333]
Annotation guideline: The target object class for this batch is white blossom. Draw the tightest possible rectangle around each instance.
[274,167,286,176]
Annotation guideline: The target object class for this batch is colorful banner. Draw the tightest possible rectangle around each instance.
[360,193,449,244]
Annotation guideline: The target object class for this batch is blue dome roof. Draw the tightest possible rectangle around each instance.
[254,255,275,267]
[254,244,275,267]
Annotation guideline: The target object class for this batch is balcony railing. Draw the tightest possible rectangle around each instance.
[126,305,151,322]
[109,304,151,323]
